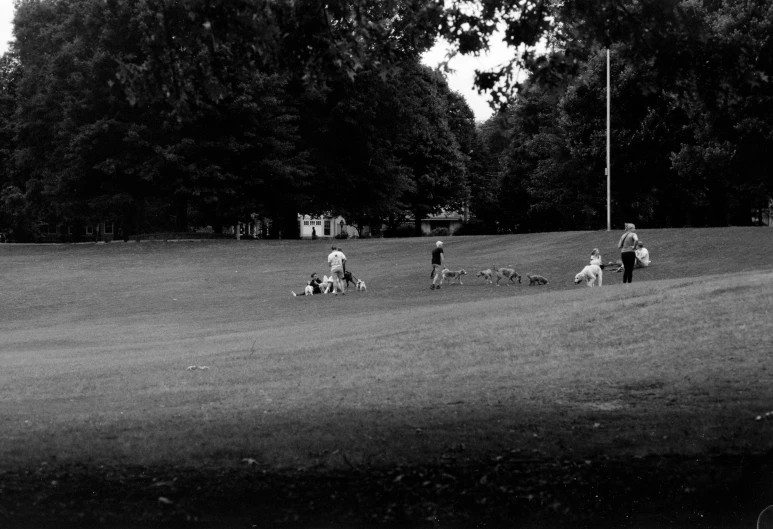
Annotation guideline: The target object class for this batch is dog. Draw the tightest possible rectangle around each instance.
[356,279,367,291]
[476,269,495,284]
[574,264,603,287]
[442,268,467,285]
[494,265,521,286]
[527,274,549,286]
[304,283,314,296]
[343,270,359,289]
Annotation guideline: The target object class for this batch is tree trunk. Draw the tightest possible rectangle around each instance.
[174,196,188,232]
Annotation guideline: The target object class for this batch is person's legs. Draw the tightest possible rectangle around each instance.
[333,268,344,294]
[621,252,636,283]
[432,266,443,289]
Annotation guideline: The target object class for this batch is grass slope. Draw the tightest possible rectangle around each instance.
[1,227,772,527]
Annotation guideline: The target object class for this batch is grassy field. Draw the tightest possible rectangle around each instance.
[1,227,772,527]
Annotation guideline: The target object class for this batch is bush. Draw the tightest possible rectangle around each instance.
[335,231,349,239]
[454,221,495,236]
[429,227,450,236]
[383,225,416,238]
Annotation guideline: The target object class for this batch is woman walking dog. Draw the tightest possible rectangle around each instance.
[617,223,639,284]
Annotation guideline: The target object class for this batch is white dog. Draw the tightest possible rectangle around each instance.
[574,264,603,287]
[304,284,314,296]
[356,279,367,291]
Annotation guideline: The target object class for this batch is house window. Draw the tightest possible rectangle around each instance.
[304,220,309,226]
[324,220,331,236]
[316,220,322,226]
[86,225,93,235]
[104,223,113,234]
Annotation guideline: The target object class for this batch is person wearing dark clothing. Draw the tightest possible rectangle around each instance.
[617,223,639,284]
[430,241,445,290]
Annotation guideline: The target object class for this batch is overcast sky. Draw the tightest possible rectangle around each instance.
[0,4,507,122]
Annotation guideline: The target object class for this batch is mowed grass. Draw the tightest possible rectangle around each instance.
[1,227,772,474]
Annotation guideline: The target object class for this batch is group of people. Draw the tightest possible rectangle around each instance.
[428,223,652,291]
[292,246,349,296]
[589,223,651,284]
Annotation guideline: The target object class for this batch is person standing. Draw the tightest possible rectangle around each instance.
[327,246,347,295]
[617,223,639,284]
[430,241,444,290]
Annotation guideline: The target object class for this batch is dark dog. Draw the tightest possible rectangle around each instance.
[527,274,549,286]
[343,270,359,288]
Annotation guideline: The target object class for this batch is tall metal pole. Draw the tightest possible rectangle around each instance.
[606,48,611,231]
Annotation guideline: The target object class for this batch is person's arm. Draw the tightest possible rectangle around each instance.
[440,251,445,267]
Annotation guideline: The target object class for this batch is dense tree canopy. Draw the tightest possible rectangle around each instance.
[0,0,770,240]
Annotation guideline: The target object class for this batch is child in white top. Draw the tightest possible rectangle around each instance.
[589,248,602,266]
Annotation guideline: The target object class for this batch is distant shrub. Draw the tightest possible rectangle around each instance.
[335,231,349,239]
[384,225,416,238]
[454,221,495,236]
[429,227,450,236]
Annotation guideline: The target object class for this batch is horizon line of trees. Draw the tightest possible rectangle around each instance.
[0,0,771,242]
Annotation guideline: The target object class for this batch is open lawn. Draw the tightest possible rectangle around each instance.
[1,227,773,527]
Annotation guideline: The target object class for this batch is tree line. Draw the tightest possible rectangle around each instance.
[0,0,770,242]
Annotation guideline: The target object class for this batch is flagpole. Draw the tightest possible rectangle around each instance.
[606,47,611,231]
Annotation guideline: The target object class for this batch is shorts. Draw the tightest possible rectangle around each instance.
[331,266,344,279]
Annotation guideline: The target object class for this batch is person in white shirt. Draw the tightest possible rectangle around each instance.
[327,246,347,295]
[589,248,603,267]
[635,241,650,268]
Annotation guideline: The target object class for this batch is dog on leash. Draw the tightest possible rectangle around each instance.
[442,268,467,285]
[476,269,495,284]
[343,270,358,289]
[356,279,367,291]
[527,274,549,286]
[494,265,521,286]
[574,264,603,287]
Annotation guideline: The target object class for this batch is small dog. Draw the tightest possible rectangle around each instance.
[304,283,314,296]
[442,268,467,285]
[494,265,521,286]
[356,279,367,291]
[527,274,549,286]
[476,269,495,284]
[574,264,603,287]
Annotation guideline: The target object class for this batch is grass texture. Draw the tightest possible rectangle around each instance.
[0,227,772,526]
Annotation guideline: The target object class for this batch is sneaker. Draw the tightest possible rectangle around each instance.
[291,291,297,297]
[430,285,435,290]
[436,285,441,289]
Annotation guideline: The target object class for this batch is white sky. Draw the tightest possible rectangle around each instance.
[0,1,12,56]
[0,3,508,121]
[421,36,515,123]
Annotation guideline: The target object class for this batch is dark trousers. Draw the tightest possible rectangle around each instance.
[621,251,636,283]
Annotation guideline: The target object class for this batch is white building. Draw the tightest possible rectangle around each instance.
[298,214,359,239]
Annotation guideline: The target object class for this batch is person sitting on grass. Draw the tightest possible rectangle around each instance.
[291,273,324,297]
[589,248,606,268]
[635,241,651,268]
